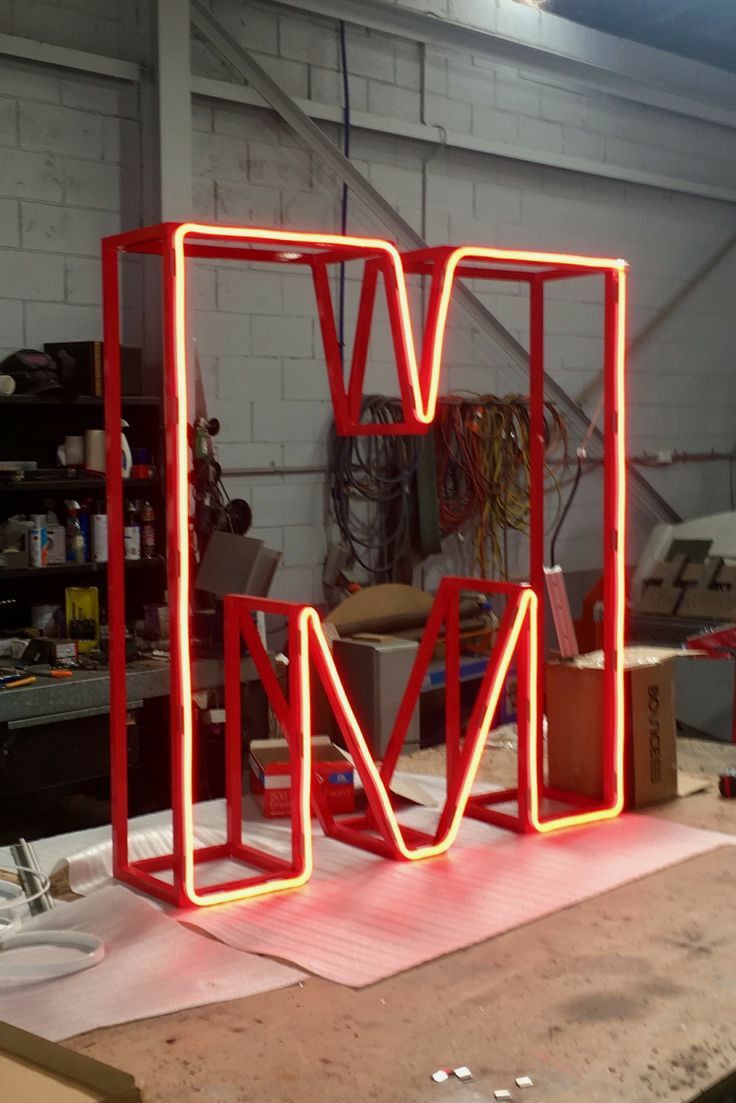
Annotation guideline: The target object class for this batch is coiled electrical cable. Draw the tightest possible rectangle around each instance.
[329,395,421,581]
[434,395,568,576]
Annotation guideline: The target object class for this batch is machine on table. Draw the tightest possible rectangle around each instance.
[632,510,736,742]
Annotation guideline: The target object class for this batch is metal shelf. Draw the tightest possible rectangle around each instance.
[0,478,160,494]
[0,558,165,581]
[0,395,160,407]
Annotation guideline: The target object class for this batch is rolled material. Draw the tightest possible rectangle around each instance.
[84,429,106,473]
[336,597,484,639]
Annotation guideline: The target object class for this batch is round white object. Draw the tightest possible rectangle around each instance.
[0,930,104,981]
[0,868,50,913]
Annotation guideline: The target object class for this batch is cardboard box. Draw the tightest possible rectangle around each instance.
[546,647,682,808]
[249,736,354,818]
[44,341,144,397]
[332,635,420,756]
[0,1020,141,1101]
[195,532,281,598]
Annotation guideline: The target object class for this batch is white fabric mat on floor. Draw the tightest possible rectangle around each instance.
[185,813,733,985]
[0,885,305,1041]
[18,780,734,988]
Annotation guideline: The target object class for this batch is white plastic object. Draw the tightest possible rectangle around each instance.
[121,421,132,478]
[0,868,51,914]
[0,930,104,980]
[0,880,24,937]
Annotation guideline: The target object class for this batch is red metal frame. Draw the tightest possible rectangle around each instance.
[102,222,628,906]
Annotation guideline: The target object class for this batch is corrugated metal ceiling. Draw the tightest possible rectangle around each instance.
[548,0,736,73]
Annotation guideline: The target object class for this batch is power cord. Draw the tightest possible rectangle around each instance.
[549,447,585,568]
[329,396,421,581]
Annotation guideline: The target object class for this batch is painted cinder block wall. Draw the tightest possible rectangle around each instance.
[0,0,735,599]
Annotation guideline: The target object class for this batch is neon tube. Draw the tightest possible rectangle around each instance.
[144,221,629,907]
[172,226,313,905]
[528,267,627,831]
[171,224,627,428]
[302,592,534,859]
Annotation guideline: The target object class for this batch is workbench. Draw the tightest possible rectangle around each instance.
[0,657,261,728]
[0,657,266,818]
[56,737,736,1103]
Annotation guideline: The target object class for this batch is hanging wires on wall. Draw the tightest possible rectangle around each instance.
[434,394,568,577]
[329,396,421,582]
[328,393,568,584]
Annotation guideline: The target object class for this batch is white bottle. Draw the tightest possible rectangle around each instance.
[93,511,108,563]
[124,501,140,561]
[121,419,132,479]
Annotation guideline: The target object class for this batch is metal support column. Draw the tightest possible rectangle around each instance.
[158,0,192,220]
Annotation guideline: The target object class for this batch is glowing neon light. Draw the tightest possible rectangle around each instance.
[414,246,627,432]
[302,589,534,859]
[528,268,627,831]
[172,232,314,906]
[102,221,628,907]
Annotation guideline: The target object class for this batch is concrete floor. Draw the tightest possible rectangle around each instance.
[66,738,736,1103]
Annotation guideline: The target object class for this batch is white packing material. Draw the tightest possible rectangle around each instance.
[21,783,735,989]
[0,884,305,1041]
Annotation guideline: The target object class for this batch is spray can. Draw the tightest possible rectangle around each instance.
[65,501,85,564]
[29,525,48,568]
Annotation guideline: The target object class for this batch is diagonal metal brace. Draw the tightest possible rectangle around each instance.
[190,0,680,525]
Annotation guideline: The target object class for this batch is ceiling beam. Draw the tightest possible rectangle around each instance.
[271,0,736,133]
[157,0,192,221]
[0,32,141,81]
[192,75,736,206]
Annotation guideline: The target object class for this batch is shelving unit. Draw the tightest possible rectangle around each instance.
[0,558,165,580]
[1,478,160,494]
[0,392,166,634]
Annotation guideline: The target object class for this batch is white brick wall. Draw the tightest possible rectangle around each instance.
[0,0,735,598]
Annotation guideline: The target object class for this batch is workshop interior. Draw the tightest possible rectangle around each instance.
[1,1,736,1101]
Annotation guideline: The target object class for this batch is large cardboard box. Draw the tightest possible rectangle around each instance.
[546,647,682,808]
[332,635,420,756]
[0,1020,141,1101]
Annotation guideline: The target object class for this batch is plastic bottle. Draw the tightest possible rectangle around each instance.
[79,498,92,561]
[93,502,108,563]
[124,500,141,561]
[65,500,85,564]
[140,500,155,559]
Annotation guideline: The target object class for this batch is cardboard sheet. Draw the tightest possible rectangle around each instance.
[0,886,304,1041]
[0,1055,100,1102]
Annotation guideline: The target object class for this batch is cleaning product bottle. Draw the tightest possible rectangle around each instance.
[121,419,132,479]
[140,500,156,559]
[65,500,85,563]
[124,500,141,561]
[93,501,108,563]
[79,498,92,561]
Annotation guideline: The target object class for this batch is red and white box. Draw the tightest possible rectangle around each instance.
[249,736,355,818]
